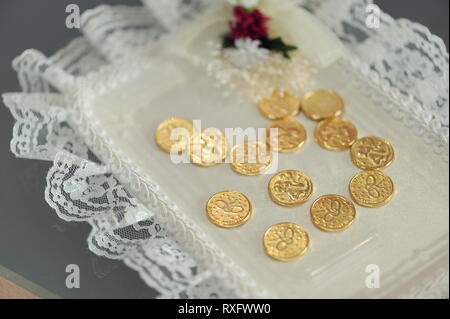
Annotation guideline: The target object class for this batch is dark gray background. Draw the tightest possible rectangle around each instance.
[0,0,448,298]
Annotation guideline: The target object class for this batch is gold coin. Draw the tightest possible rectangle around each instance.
[263,222,309,261]
[350,136,394,170]
[190,129,227,167]
[155,118,193,153]
[310,195,356,232]
[266,119,307,152]
[349,170,394,207]
[268,170,313,207]
[302,90,344,121]
[314,117,358,151]
[230,141,271,176]
[258,89,301,120]
[206,190,252,228]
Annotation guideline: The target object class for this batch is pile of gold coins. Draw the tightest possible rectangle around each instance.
[155,89,395,262]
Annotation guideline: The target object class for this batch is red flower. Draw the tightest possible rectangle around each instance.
[229,7,271,41]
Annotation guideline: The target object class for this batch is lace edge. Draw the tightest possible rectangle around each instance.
[341,53,449,162]
[44,150,218,297]
[395,17,450,62]
[2,92,68,161]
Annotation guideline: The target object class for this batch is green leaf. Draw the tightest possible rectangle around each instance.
[260,37,297,59]
[222,34,235,49]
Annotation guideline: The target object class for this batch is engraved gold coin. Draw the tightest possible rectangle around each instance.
[230,141,271,176]
[268,170,313,207]
[263,222,309,261]
[302,90,344,121]
[258,89,301,120]
[155,118,193,153]
[190,129,227,167]
[350,136,394,170]
[310,195,356,232]
[349,170,394,207]
[266,119,307,152]
[314,117,358,151]
[206,191,252,228]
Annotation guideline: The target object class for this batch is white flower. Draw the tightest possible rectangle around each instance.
[241,0,260,8]
[223,38,270,69]
[227,0,260,9]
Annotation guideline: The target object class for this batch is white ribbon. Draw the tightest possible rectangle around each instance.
[170,0,345,69]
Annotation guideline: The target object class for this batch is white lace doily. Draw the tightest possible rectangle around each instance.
[3,0,448,298]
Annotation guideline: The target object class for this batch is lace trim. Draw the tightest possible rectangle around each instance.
[3,92,89,161]
[44,150,234,296]
[340,54,449,162]
[302,0,449,132]
[80,5,168,62]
